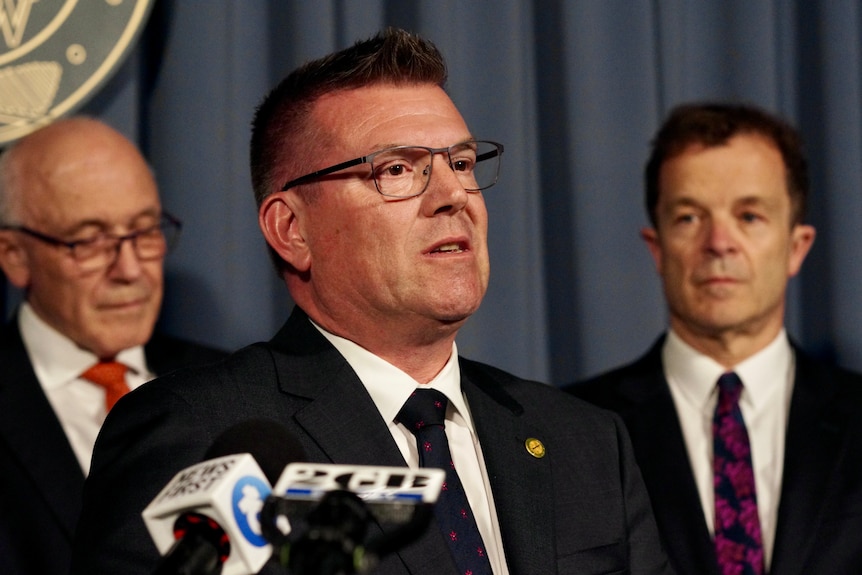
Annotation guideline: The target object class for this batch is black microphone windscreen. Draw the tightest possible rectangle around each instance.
[204,419,307,484]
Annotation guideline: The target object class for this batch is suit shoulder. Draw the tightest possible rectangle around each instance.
[145,332,229,375]
[146,332,228,358]
[459,356,624,424]
[144,341,269,386]
[459,356,563,400]
[570,336,663,385]
[795,348,862,400]
[564,359,646,404]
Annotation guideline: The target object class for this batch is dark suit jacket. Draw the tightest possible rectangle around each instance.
[566,336,862,575]
[0,319,226,575]
[71,307,674,575]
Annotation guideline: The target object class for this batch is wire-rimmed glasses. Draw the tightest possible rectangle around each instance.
[1,212,182,273]
[281,140,504,198]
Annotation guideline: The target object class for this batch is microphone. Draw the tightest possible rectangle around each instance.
[142,419,307,575]
[262,462,445,574]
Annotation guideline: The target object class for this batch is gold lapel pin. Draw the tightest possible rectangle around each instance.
[525,437,545,458]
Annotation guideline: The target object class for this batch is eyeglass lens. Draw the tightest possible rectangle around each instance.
[370,141,501,198]
[74,218,180,272]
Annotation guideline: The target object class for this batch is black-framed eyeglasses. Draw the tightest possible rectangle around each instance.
[281,140,504,198]
[1,212,182,272]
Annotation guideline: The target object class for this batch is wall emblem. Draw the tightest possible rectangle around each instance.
[0,0,154,146]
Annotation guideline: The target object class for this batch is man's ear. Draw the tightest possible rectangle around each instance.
[0,230,31,288]
[640,226,663,274]
[258,193,311,273]
[787,223,816,278]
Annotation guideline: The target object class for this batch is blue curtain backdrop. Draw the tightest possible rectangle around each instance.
[24,0,861,385]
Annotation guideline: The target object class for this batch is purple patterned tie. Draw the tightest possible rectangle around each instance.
[398,389,493,575]
[713,372,764,575]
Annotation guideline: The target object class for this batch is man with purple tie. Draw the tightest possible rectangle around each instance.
[568,103,862,575]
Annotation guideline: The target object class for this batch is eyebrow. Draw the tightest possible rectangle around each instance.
[734,196,776,209]
[663,194,783,216]
[60,208,163,237]
[663,197,703,212]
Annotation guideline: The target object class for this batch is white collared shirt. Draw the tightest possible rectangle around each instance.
[663,329,794,569]
[311,321,510,574]
[18,302,154,474]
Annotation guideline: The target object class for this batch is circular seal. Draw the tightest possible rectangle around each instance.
[0,0,155,147]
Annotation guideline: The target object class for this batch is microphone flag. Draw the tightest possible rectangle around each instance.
[142,453,272,575]
[263,462,444,573]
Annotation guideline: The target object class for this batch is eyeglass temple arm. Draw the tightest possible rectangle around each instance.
[281,157,368,191]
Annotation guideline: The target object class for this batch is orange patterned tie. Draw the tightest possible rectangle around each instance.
[81,361,130,411]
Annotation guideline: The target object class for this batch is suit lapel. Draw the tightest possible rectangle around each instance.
[266,309,404,467]
[296,364,456,575]
[0,323,85,539]
[615,343,719,575]
[266,309,454,575]
[770,352,846,575]
[461,361,556,575]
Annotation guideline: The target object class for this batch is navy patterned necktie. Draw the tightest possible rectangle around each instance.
[713,372,764,574]
[397,388,493,575]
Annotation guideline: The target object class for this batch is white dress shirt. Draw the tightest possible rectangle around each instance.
[19,302,154,474]
[312,321,510,574]
[663,328,795,569]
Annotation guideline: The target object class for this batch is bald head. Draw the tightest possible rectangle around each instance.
[1,117,154,223]
[0,117,167,358]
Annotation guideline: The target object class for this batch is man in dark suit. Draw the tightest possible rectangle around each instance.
[568,103,862,574]
[0,117,226,575]
[71,29,673,575]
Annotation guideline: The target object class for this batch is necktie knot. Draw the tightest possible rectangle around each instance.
[81,360,130,411]
[716,372,744,417]
[717,371,743,399]
[397,388,448,431]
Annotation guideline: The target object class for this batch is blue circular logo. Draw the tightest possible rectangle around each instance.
[231,476,271,547]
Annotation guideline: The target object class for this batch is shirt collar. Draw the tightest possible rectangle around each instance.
[18,302,148,390]
[662,328,793,410]
[309,319,471,429]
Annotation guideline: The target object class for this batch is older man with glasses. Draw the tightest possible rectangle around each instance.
[0,116,226,575]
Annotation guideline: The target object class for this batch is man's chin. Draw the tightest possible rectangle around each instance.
[85,327,153,358]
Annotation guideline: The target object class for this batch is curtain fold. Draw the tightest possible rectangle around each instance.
[46,0,861,383]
